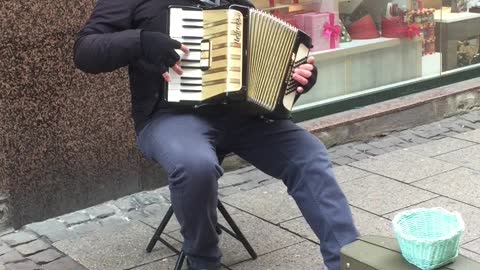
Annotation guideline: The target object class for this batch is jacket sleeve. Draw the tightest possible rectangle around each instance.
[73,0,142,74]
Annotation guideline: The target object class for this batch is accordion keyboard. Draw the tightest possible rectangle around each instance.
[167,7,244,103]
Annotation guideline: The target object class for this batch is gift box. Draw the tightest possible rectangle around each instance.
[347,15,380,39]
[299,12,341,52]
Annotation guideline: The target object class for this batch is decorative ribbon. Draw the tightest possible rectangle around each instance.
[407,23,421,40]
[323,13,341,49]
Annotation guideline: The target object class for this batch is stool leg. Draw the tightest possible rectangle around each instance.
[146,206,174,253]
[217,201,257,260]
[174,251,186,270]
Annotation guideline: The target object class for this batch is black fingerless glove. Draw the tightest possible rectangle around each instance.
[301,65,317,94]
[140,31,182,73]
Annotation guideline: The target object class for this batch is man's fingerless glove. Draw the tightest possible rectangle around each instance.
[140,31,181,73]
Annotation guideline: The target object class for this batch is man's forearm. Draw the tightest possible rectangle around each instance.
[74,29,143,74]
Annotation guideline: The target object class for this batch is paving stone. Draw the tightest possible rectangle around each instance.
[131,257,229,270]
[332,156,356,166]
[59,212,90,227]
[54,221,179,270]
[0,231,37,247]
[331,147,360,157]
[134,191,168,206]
[85,205,116,219]
[113,197,139,212]
[350,207,394,238]
[367,136,404,149]
[383,146,404,152]
[332,166,371,183]
[453,129,480,143]
[69,221,103,236]
[412,125,450,139]
[238,169,271,182]
[4,260,41,270]
[24,219,74,243]
[385,197,480,244]
[441,121,474,133]
[0,250,23,264]
[443,130,461,136]
[280,206,394,243]
[350,149,458,183]
[435,144,480,171]
[238,181,262,191]
[461,111,480,123]
[0,229,14,237]
[279,217,317,242]
[407,137,476,157]
[219,173,248,188]
[138,203,180,233]
[170,211,303,266]
[28,249,63,264]
[42,256,88,270]
[462,238,480,255]
[350,153,371,161]
[232,165,256,175]
[390,138,419,148]
[352,143,375,151]
[98,215,130,230]
[0,242,12,256]
[258,178,280,186]
[365,148,386,156]
[222,182,301,224]
[394,132,431,145]
[459,248,480,262]
[414,168,480,208]
[219,186,244,197]
[15,239,50,256]
[340,174,436,215]
[0,264,4,270]
[230,241,325,270]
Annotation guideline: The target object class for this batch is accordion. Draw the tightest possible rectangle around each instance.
[165,5,312,119]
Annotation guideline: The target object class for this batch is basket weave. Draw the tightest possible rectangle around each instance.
[392,208,465,270]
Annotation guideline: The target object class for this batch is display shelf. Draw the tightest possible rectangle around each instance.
[434,7,480,23]
[422,52,442,76]
[311,37,420,61]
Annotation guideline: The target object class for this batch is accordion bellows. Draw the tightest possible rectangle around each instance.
[166,5,312,119]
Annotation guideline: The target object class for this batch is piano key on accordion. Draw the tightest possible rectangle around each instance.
[165,5,312,119]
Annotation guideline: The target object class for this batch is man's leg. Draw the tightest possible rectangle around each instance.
[137,112,224,269]
[230,117,358,270]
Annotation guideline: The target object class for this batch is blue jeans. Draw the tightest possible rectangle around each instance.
[137,109,358,270]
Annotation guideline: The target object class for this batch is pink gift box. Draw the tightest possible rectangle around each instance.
[295,12,340,52]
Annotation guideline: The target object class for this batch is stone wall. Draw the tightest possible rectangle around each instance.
[1,0,166,228]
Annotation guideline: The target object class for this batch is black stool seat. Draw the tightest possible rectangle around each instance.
[146,200,257,269]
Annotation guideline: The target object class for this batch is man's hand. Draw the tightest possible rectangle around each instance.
[292,56,317,94]
[140,31,189,81]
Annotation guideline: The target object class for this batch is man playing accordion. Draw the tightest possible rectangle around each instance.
[74,0,358,269]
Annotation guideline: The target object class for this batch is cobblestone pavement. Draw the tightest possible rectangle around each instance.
[1,110,480,269]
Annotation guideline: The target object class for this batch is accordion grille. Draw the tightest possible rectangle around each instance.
[247,9,298,112]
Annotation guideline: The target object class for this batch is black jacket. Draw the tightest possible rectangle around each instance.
[74,0,217,133]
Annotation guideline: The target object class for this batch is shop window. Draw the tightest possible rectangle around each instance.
[260,0,480,110]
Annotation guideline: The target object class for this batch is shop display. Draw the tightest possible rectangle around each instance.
[339,20,352,42]
[450,0,468,12]
[347,15,380,39]
[457,38,480,66]
[294,12,341,51]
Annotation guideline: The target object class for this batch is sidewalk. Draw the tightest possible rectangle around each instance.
[1,110,480,270]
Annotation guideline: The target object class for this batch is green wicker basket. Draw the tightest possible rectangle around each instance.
[392,208,465,270]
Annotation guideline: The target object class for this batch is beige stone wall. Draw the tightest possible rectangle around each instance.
[0,0,165,228]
